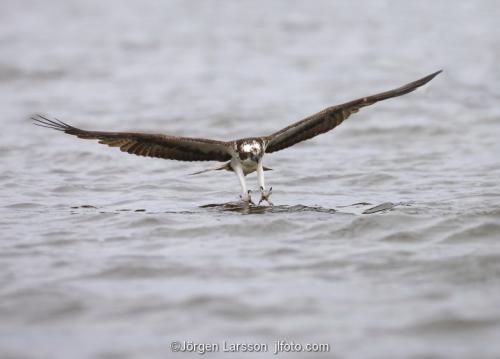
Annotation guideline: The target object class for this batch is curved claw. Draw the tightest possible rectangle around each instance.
[259,186,273,206]
[240,190,255,205]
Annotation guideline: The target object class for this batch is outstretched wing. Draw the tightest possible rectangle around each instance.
[32,115,232,162]
[264,70,442,153]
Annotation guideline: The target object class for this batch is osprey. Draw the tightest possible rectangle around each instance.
[33,70,441,205]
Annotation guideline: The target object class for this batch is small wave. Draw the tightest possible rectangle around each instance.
[4,202,44,209]
[339,172,398,186]
[0,65,67,81]
[83,263,196,280]
[380,231,421,242]
[52,185,85,193]
[124,216,163,228]
[400,316,500,335]
[1,289,86,323]
[443,222,500,243]
[70,205,97,209]
[263,247,301,257]
[362,202,396,214]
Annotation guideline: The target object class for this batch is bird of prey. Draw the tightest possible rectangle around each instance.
[33,70,441,205]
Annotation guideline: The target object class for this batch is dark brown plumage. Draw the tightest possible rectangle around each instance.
[264,70,442,153]
[32,115,232,162]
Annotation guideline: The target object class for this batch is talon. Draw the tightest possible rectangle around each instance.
[240,190,255,205]
[259,187,273,206]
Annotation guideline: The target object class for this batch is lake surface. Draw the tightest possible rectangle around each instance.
[1,1,500,358]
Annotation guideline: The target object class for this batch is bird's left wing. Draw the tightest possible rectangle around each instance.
[32,115,232,162]
[264,70,442,153]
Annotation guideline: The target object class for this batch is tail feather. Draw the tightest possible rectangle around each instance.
[189,162,273,176]
[189,162,231,175]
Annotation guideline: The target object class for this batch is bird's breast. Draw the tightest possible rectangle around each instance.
[241,160,258,175]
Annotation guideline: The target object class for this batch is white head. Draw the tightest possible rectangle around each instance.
[237,139,263,163]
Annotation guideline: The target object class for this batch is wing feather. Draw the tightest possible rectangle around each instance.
[265,70,442,153]
[32,115,232,162]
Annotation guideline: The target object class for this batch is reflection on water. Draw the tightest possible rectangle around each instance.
[201,201,406,215]
[201,202,338,214]
[66,202,402,215]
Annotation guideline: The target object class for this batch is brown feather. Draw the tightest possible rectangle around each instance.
[265,70,442,153]
[31,115,232,162]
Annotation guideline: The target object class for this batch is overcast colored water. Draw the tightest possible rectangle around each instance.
[1,1,500,358]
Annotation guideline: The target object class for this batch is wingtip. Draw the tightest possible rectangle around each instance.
[417,69,442,87]
[429,69,443,78]
[30,113,43,122]
[31,114,71,131]
[31,114,52,124]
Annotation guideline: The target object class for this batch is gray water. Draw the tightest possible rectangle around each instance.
[1,1,500,358]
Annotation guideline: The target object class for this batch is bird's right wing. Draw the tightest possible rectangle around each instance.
[264,70,442,153]
[32,115,233,162]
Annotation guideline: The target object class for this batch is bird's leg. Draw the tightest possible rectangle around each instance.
[233,161,254,205]
[257,161,273,206]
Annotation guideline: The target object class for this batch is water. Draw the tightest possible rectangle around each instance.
[1,1,500,358]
